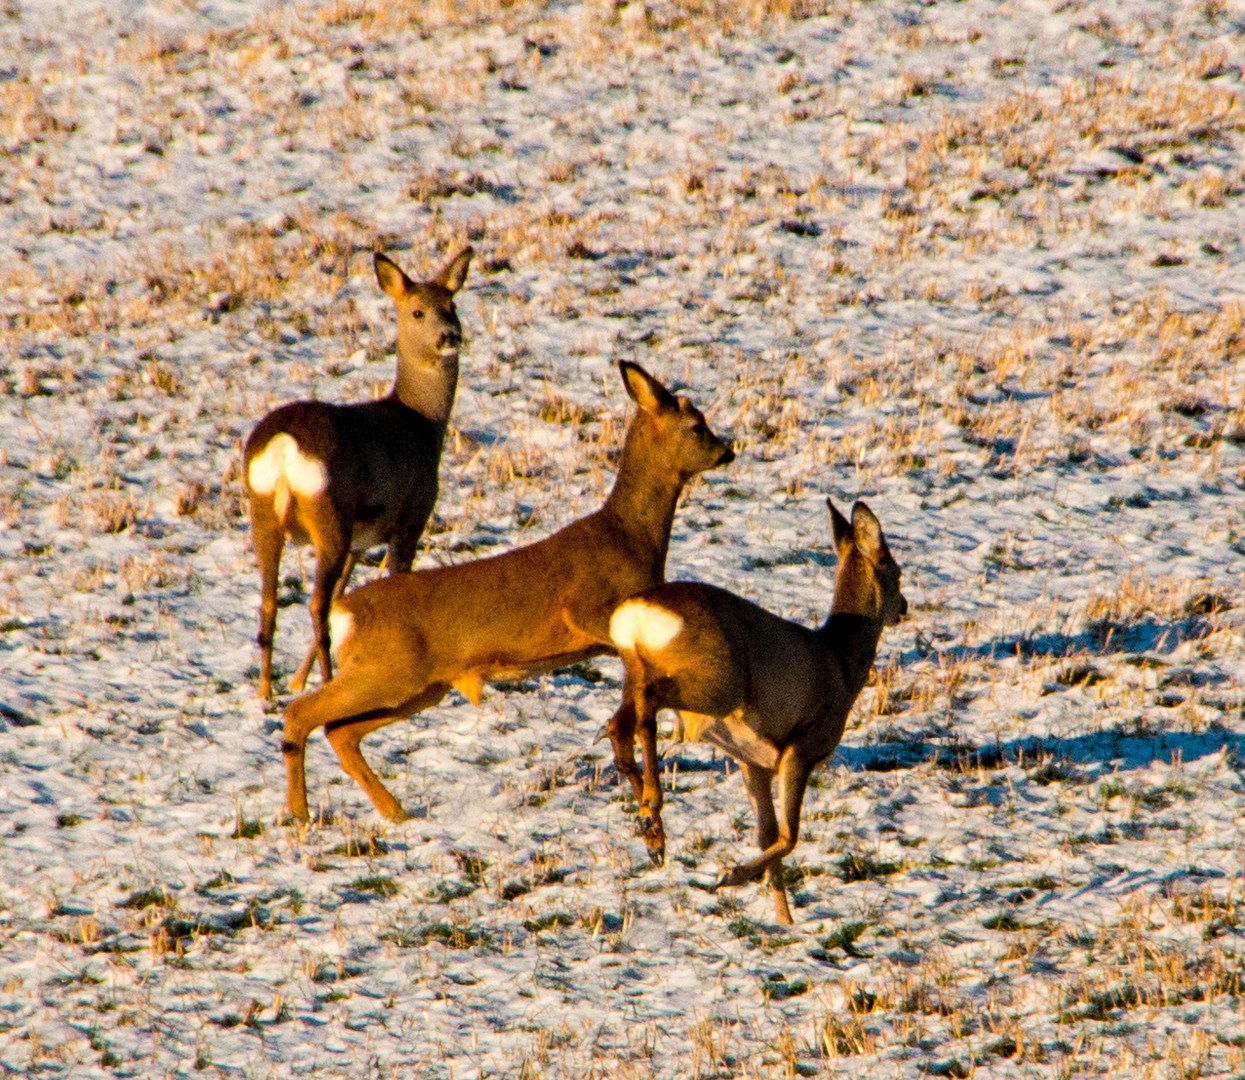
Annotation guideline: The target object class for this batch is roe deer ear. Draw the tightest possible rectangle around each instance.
[436,246,474,293]
[374,252,411,299]
[827,497,852,552]
[619,360,679,414]
[850,501,889,562]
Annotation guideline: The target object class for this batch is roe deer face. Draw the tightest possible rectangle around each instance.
[618,360,735,479]
[829,498,907,624]
[375,247,473,370]
[669,396,736,477]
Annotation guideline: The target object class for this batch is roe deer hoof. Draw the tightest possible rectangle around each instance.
[637,813,665,865]
[380,808,409,825]
[715,865,759,890]
[644,829,666,867]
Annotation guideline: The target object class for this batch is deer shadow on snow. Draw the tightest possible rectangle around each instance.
[843,608,1244,777]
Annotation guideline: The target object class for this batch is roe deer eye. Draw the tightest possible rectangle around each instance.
[411,309,425,319]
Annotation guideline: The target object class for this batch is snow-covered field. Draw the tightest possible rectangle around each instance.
[3,0,1245,1075]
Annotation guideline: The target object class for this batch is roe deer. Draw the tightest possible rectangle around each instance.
[605,499,906,924]
[281,361,735,824]
[245,245,473,699]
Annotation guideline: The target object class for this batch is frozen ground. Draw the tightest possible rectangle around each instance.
[2,0,1244,1076]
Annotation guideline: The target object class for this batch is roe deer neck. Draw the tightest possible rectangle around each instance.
[818,613,883,701]
[601,420,685,570]
[392,353,459,426]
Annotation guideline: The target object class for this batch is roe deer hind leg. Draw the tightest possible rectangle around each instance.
[715,761,778,889]
[718,751,808,886]
[251,503,286,701]
[290,552,357,694]
[635,684,667,864]
[281,682,336,824]
[289,532,350,694]
[737,758,794,924]
[384,512,428,575]
[281,659,405,822]
[604,663,667,862]
[605,697,644,804]
[323,685,450,823]
[767,749,813,925]
[717,749,810,925]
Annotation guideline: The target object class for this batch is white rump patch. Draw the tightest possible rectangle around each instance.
[610,600,683,653]
[328,607,354,657]
[247,433,328,498]
[246,438,285,495]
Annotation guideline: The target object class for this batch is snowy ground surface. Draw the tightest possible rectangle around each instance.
[2,1,1245,1076]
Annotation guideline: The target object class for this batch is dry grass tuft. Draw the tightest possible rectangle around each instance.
[87,490,145,535]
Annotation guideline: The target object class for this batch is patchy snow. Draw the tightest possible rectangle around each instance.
[2,0,1244,1076]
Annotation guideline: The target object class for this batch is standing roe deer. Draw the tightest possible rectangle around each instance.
[281,361,735,824]
[605,499,906,924]
[244,245,473,700]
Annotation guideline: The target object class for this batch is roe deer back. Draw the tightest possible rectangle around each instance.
[244,245,473,699]
[605,499,906,924]
[281,361,734,824]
